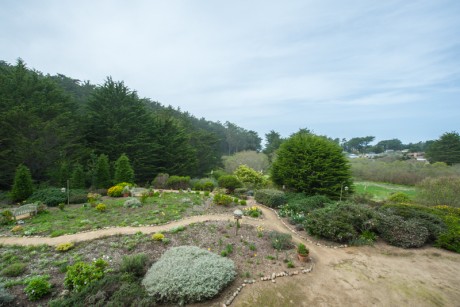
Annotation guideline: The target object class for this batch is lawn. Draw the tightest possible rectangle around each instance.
[353,181,417,201]
[0,192,206,237]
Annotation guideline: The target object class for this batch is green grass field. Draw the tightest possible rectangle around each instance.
[353,181,417,201]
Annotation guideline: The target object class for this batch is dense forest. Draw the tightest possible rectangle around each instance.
[0,59,262,189]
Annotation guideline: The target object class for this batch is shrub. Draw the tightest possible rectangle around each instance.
[28,188,67,207]
[119,253,148,277]
[0,283,15,305]
[69,194,88,204]
[234,188,249,199]
[92,154,111,189]
[254,189,286,208]
[221,244,234,257]
[166,176,191,190]
[11,164,34,202]
[297,243,309,256]
[87,192,101,204]
[281,194,331,216]
[376,214,429,248]
[240,200,247,206]
[170,225,186,233]
[64,258,109,292]
[11,225,23,233]
[1,262,27,277]
[55,242,75,252]
[417,176,460,208]
[192,178,217,191]
[0,210,13,226]
[70,163,86,189]
[142,246,236,304]
[151,233,165,241]
[387,192,411,203]
[218,175,242,193]
[95,203,107,212]
[213,194,233,206]
[123,198,142,208]
[234,165,266,189]
[107,185,123,197]
[114,154,135,184]
[152,173,169,189]
[269,231,293,250]
[243,206,262,218]
[434,214,460,253]
[24,275,52,301]
[210,169,228,180]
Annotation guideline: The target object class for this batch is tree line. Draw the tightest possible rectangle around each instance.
[0,59,261,189]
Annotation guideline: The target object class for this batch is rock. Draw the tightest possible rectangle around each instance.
[261,277,264,281]
[242,283,246,287]
[272,279,276,283]
[271,273,276,279]
[222,304,227,307]
[59,289,70,297]
[293,271,299,275]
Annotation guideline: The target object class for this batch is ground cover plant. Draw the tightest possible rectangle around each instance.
[0,221,300,306]
[0,192,205,237]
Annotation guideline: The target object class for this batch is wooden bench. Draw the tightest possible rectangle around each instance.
[12,203,38,220]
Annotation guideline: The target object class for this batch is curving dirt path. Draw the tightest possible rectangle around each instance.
[1,199,460,306]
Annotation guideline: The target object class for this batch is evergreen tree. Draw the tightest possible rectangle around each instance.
[71,163,86,189]
[426,132,460,165]
[271,130,353,198]
[11,164,34,202]
[114,154,134,183]
[93,154,111,188]
[58,161,70,187]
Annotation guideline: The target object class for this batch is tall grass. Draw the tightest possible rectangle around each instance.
[351,159,460,185]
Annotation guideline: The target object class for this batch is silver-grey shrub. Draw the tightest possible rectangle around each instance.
[142,246,236,304]
[123,198,142,208]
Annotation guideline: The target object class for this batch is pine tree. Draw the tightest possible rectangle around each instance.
[11,164,34,202]
[93,154,111,189]
[114,154,134,183]
[71,163,86,189]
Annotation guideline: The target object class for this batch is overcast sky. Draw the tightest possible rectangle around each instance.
[1,0,459,144]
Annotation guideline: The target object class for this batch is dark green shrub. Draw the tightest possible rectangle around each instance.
[28,188,66,207]
[114,154,135,184]
[0,283,15,305]
[119,253,148,277]
[434,215,460,252]
[281,194,331,216]
[166,176,190,190]
[218,175,242,193]
[142,246,236,305]
[71,163,86,189]
[69,194,88,204]
[0,210,14,226]
[211,169,228,180]
[387,192,411,203]
[11,164,34,202]
[268,231,293,250]
[192,178,217,191]
[152,173,169,189]
[213,194,233,206]
[64,258,109,292]
[24,275,52,301]
[1,262,27,277]
[234,188,249,199]
[377,215,429,248]
[92,154,111,189]
[254,189,286,208]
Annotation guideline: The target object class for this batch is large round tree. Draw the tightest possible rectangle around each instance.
[271,131,352,198]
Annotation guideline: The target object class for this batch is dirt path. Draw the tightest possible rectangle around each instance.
[1,199,459,306]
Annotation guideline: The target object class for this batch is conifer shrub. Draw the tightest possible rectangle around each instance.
[166,176,191,190]
[254,189,286,208]
[217,175,242,193]
[11,164,34,202]
[142,246,236,305]
[114,154,135,184]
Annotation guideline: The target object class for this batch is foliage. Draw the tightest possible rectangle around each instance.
[213,193,234,206]
[55,242,75,252]
[254,189,286,208]
[152,173,169,189]
[387,192,411,203]
[192,178,217,191]
[119,253,148,277]
[107,185,123,197]
[69,194,88,204]
[220,244,234,257]
[114,153,135,184]
[24,275,52,301]
[11,225,23,233]
[376,215,429,248]
[280,194,331,217]
[95,203,107,212]
[151,233,165,241]
[0,283,14,305]
[1,262,26,277]
[0,210,13,226]
[142,246,236,304]
[304,203,377,243]
[92,154,111,189]
[70,163,86,189]
[87,192,101,204]
[11,164,34,202]
[123,198,142,208]
[234,164,267,189]
[243,206,262,218]
[64,258,109,292]
[426,131,460,165]
[417,176,460,207]
[223,150,269,173]
[166,176,191,190]
[269,231,293,250]
[271,131,352,197]
[435,215,460,253]
[217,175,242,193]
[263,130,285,159]
[297,243,309,256]
[28,188,84,207]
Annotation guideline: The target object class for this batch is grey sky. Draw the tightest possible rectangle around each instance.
[1,0,459,143]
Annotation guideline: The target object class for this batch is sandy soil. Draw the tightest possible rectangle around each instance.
[1,198,459,307]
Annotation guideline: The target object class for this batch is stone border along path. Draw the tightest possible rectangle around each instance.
[0,195,339,306]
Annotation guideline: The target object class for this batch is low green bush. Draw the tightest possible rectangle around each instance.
[28,188,87,207]
[152,173,169,189]
[64,258,109,292]
[280,194,331,217]
[213,193,234,206]
[268,231,293,250]
[142,246,236,305]
[166,176,191,190]
[0,210,13,226]
[0,282,15,305]
[1,262,27,277]
[254,189,286,208]
[192,178,217,191]
[69,194,88,204]
[123,198,142,208]
[376,215,429,248]
[24,275,52,301]
[119,253,148,277]
[387,192,411,203]
[107,185,123,197]
[218,175,242,193]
